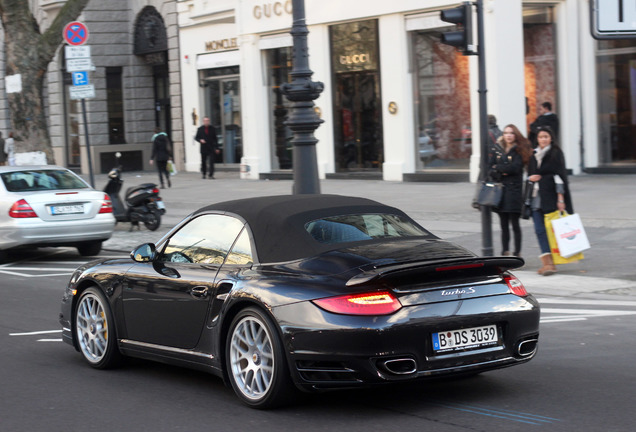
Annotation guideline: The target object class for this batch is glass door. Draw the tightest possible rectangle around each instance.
[333,71,383,170]
[203,74,242,164]
[222,79,241,163]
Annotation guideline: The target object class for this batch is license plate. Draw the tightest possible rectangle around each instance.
[156,200,165,210]
[50,204,84,215]
[432,324,499,354]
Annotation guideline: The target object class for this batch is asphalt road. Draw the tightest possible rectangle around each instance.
[1,249,635,431]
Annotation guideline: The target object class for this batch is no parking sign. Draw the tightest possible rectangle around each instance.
[63,21,89,46]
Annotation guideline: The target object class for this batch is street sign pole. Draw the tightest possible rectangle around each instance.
[63,24,94,187]
[476,0,493,257]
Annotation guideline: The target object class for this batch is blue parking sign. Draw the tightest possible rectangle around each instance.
[72,71,89,86]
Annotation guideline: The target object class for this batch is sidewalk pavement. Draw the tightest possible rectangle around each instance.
[97,169,636,301]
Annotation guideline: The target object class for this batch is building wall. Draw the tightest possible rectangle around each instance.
[0,0,181,174]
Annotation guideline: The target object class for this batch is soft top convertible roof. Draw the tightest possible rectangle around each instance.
[195,194,424,263]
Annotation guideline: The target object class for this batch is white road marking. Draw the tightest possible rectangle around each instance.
[540,306,636,323]
[10,330,64,343]
[10,330,62,336]
[539,298,636,307]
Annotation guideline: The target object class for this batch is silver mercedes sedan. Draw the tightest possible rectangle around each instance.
[0,166,115,260]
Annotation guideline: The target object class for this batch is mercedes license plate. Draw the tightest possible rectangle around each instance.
[432,324,499,354]
[50,204,84,215]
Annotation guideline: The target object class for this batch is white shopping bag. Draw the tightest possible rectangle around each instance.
[550,213,590,258]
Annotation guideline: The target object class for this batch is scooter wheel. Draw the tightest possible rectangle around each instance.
[144,210,161,231]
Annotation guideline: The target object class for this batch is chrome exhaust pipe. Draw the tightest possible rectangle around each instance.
[381,358,417,375]
[517,338,538,357]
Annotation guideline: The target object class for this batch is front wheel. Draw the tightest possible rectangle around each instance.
[75,287,121,369]
[226,307,294,409]
[144,209,161,231]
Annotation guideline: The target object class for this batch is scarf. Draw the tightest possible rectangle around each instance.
[532,145,551,197]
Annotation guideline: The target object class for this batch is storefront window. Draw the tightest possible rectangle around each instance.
[523,6,558,144]
[596,39,636,164]
[330,20,383,172]
[201,66,242,164]
[412,31,471,170]
[265,47,293,170]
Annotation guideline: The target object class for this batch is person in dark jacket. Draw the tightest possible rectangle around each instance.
[488,124,533,257]
[528,101,559,148]
[527,125,573,276]
[195,117,220,179]
[150,127,173,188]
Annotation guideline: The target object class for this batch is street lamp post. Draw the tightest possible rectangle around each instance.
[281,0,323,194]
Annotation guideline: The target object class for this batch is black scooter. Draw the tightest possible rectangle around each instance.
[103,160,166,231]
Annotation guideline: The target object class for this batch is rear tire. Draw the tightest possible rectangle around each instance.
[75,287,121,369]
[77,241,102,256]
[226,307,295,409]
[144,210,161,231]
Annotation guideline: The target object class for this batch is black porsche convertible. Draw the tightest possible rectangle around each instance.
[60,194,539,408]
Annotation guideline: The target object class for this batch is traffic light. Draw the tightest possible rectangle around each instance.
[440,2,476,55]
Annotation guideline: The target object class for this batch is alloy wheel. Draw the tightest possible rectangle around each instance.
[229,315,275,401]
[76,291,109,364]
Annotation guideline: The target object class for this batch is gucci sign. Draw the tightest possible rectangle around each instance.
[339,53,370,65]
[253,1,292,19]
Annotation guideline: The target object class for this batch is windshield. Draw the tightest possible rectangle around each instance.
[305,213,429,244]
[1,170,89,192]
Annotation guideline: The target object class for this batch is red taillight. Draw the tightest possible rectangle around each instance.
[9,199,37,218]
[152,188,159,194]
[9,199,38,218]
[313,291,402,316]
[504,274,528,297]
[98,194,113,214]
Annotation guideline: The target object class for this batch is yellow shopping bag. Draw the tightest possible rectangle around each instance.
[544,211,584,264]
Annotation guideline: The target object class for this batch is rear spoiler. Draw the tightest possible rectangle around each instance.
[346,256,524,287]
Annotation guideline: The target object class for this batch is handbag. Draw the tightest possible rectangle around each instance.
[551,213,590,258]
[167,160,177,176]
[544,211,585,264]
[520,180,533,219]
[476,180,503,207]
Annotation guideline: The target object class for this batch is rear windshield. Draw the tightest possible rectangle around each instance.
[305,213,429,244]
[1,170,89,192]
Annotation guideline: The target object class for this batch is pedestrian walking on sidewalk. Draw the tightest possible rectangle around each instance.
[150,127,173,188]
[195,117,220,179]
[488,124,532,257]
[527,125,573,276]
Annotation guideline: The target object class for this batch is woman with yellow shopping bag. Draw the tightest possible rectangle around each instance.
[527,126,573,276]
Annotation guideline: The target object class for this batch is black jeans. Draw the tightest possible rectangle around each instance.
[201,153,215,178]
[498,212,521,254]
[156,160,170,187]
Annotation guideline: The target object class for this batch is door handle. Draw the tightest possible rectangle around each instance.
[191,286,209,298]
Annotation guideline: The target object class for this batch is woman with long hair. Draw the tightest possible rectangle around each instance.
[488,124,533,257]
[527,125,573,276]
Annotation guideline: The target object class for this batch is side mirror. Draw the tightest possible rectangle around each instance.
[130,243,156,263]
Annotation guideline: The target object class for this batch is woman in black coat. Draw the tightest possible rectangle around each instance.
[488,124,532,257]
[527,125,573,276]
[150,129,173,188]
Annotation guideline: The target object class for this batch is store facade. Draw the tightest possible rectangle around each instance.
[175,0,636,182]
